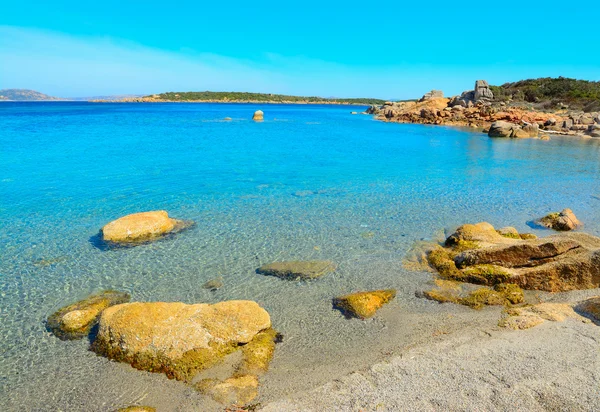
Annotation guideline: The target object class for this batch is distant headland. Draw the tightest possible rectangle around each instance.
[367,77,600,139]
[94,91,387,105]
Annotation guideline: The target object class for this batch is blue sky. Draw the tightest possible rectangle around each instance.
[1,0,598,99]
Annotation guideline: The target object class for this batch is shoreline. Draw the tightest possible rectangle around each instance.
[263,313,600,411]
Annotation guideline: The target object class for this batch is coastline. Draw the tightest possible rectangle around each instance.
[88,99,373,106]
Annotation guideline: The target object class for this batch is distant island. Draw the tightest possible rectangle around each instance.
[0,89,64,101]
[100,91,387,105]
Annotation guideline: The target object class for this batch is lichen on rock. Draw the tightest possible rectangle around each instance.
[332,289,396,319]
[47,290,130,340]
[91,300,273,382]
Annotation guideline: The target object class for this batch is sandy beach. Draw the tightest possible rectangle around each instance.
[263,304,600,411]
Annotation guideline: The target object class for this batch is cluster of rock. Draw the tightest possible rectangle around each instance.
[49,292,280,406]
[427,216,600,293]
[47,210,399,407]
[448,80,494,108]
[369,80,600,139]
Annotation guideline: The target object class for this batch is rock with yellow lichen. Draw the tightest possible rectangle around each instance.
[47,290,130,340]
[333,289,396,319]
[423,280,523,310]
[100,210,193,245]
[425,222,600,292]
[91,300,274,382]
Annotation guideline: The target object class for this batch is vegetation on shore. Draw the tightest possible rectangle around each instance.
[490,77,600,111]
[143,91,386,105]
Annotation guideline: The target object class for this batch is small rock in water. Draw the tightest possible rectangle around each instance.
[196,375,259,405]
[257,260,336,280]
[223,117,232,121]
[333,289,396,319]
[252,110,264,121]
[361,231,375,239]
[100,210,193,245]
[292,190,315,197]
[202,276,224,291]
[536,208,581,231]
[47,290,130,340]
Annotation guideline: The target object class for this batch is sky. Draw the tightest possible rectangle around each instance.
[1,0,599,99]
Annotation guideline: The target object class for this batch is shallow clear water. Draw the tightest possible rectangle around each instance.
[1,102,599,411]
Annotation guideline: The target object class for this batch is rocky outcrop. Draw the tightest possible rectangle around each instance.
[333,290,396,319]
[488,121,539,138]
[448,80,494,108]
[430,222,600,292]
[420,90,444,101]
[47,290,130,340]
[257,260,337,280]
[252,110,264,121]
[474,80,494,101]
[101,211,192,245]
[536,208,581,231]
[91,300,276,382]
[367,79,600,138]
[575,296,600,322]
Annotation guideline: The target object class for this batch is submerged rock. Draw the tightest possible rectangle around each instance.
[101,210,191,245]
[423,280,523,310]
[92,300,274,382]
[252,110,264,121]
[202,276,224,291]
[332,289,396,319]
[257,260,336,280]
[196,375,259,405]
[536,208,582,231]
[429,222,600,292]
[47,290,130,340]
[499,303,584,330]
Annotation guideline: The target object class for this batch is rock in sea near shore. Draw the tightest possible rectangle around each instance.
[333,290,396,319]
[117,407,156,412]
[252,110,264,121]
[428,222,600,292]
[47,290,130,340]
[257,260,337,280]
[100,210,192,245]
[536,208,581,231]
[91,301,277,384]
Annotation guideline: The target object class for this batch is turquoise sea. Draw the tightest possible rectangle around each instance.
[1,102,600,411]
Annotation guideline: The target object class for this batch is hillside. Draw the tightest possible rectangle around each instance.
[0,89,63,101]
[490,77,600,111]
[142,91,386,105]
